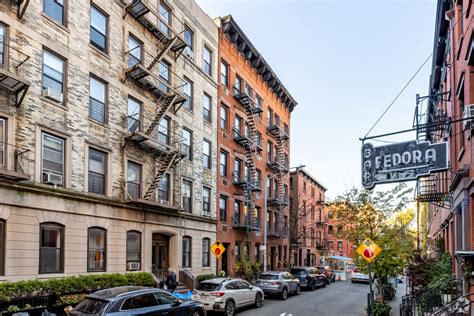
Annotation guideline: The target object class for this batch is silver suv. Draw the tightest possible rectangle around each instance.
[256,271,301,300]
[191,278,264,316]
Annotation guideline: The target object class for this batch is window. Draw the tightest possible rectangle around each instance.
[153,291,176,305]
[328,225,333,235]
[267,109,273,127]
[157,117,170,145]
[219,150,228,177]
[235,242,241,261]
[88,148,107,195]
[183,78,193,110]
[311,229,315,247]
[234,158,242,180]
[337,241,343,252]
[221,60,228,87]
[90,5,107,52]
[303,181,307,192]
[267,141,273,162]
[157,173,169,202]
[234,115,242,137]
[255,243,260,262]
[182,236,192,268]
[202,238,210,267]
[203,93,211,123]
[44,0,65,25]
[202,187,211,215]
[203,46,212,76]
[219,195,227,222]
[0,220,4,275]
[0,26,6,68]
[89,76,106,123]
[235,75,242,92]
[127,161,141,200]
[42,133,65,186]
[159,61,170,93]
[126,231,141,270]
[39,223,63,273]
[182,179,192,213]
[122,294,157,310]
[183,25,193,51]
[220,104,228,130]
[88,227,106,272]
[42,50,65,103]
[245,84,253,98]
[128,34,142,67]
[0,118,6,166]
[256,94,262,110]
[203,139,211,169]
[159,3,170,36]
[182,128,193,161]
[311,206,315,221]
[127,97,141,132]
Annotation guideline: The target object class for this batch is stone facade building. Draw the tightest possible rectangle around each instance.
[214,15,297,274]
[0,0,218,281]
[423,0,474,290]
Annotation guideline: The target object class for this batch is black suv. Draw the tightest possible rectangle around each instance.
[290,266,326,290]
[71,286,205,316]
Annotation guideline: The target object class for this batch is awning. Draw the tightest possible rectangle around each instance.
[327,255,353,261]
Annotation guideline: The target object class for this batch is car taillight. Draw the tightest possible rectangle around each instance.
[271,282,281,285]
[210,292,225,297]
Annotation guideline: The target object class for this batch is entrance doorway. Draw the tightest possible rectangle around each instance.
[270,247,276,271]
[152,233,169,281]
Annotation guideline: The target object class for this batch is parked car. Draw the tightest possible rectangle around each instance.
[191,277,264,316]
[290,266,326,290]
[315,266,335,284]
[70,286,205,316]
[351,268,370,283]
[255,271,301,300]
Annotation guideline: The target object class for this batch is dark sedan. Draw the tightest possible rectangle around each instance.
[70,286,205,316]
[290,267,326,290]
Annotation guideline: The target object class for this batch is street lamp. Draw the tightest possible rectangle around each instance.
[263,164,305,272]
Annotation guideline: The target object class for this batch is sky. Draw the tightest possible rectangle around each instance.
[196,0,438,198]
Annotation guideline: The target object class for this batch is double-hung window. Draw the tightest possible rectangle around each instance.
[182,236,192,267]
[219,195,227,222]
[127,97,141,132]
[182,180,192,213]
[202,139,211,169]
[126,231,141,270]
[89,76,106,123]
[0,118,5,167]
[234,200,241,224]
[39,223,64,274]
[90,5,108,52]
[234,115,242,138]
[159,61,170,93]
[235,75,242,92]
[127,161,141,200]
[157,173,170,202]
[128,35,142,67]
[157,117,170,145]
[220,104,228,130]
[219,150,228,177]
[183,78,193,110]
[183,128,193,161]
[159,4,170,36]
[202,187,211,215]
[88,148,107,195]
[42,50,65,103]
[183,25,193,51]
[44,0,65,26]
[234,158,242,180]
[202,238,210,267]
[42,133,65,186]
[88,227,106,272]
[203,93,211,123]
[221,60,228,88]
[203,46,212,76]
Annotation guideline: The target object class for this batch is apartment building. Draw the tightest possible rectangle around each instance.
[214,15,297,274]
[289,169,327,266]
[0,0,218,281]
[422,0,474,289]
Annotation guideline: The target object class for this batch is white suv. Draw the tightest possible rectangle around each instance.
[192,278,264,316]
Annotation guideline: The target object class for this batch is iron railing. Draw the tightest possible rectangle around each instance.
[0,142,32,180]
[122,180,172,205]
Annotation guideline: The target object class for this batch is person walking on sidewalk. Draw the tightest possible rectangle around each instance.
[166,268,177,293]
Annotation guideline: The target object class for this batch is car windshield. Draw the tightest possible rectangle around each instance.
[259,274,279,280]
[197,283,221,291]
[74,298,109,314]
[290,269,306,276]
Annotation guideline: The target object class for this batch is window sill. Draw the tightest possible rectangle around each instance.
[183,107,194,115]
[42,14,69,34]
[203,120,213,128]
[88,117,109,129]
[40,95,67,110]
[89,44,111,62]
[38,273,65,279]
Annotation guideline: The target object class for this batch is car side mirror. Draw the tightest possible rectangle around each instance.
[172,299,183,306]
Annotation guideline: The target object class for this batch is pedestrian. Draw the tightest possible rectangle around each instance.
[166,268,177,293]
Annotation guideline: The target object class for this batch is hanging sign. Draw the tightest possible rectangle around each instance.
[361,140,448,189]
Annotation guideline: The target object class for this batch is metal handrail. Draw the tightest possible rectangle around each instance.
[0,41,30,71]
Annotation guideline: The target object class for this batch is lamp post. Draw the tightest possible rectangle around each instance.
[263,164,305,272]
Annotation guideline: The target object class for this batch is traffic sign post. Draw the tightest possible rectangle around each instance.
[356,238,382,316]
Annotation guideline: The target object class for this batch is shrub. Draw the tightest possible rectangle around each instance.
[196,274,215,282]
[373,301,391,316]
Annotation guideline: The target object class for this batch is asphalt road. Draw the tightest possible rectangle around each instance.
[231,280,370,316]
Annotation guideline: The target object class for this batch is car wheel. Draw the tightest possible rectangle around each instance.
[255,293,263,308]
[311,281,316,291]
[295,285,301,295]
[281,288,288,300]
[191,311,202,316]
[225,300,236,316]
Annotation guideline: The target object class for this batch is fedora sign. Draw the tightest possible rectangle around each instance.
[361,140,448,189]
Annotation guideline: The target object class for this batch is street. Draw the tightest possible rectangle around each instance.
[224,281,369,316]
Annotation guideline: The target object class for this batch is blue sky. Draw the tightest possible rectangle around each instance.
[196,0,437,197]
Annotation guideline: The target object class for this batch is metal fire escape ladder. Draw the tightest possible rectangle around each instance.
[144,94,178,135]
[143,151,181,200]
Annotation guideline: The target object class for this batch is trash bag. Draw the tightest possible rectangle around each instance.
[173,291,192,300]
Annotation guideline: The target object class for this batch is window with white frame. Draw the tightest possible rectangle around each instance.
[88,148,107,195]
[90,5,108,52]
[42,133,65,186]
[203,93,211,123]
[202,139,211,169]
[202,186,211,215]
[203,46,212,76]
[42,50,65,103]
[89,76,106,123]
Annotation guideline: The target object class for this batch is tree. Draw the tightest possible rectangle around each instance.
[327,183,414,302]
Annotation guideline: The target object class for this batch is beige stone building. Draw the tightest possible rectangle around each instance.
[0,0,218,282]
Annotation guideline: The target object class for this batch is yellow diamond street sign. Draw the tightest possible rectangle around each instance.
[211,241,226,259]
[356,238,382,263]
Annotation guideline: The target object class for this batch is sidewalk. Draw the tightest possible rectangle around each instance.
[390,277,407,316]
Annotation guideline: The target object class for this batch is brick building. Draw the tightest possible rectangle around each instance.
[0,0,219,281]
[422,0,474,288]
[214,15,297,274]
[322,206,354,259]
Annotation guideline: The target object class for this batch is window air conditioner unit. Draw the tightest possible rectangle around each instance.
[159,199,170,205]
[183,47,194,61]
[127,262,140,271]
[43,87,63,103]
[463,104,474,130]
[43,172,63,185]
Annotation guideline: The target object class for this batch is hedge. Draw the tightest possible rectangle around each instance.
[196,274,216,282]
[0,272,155,303]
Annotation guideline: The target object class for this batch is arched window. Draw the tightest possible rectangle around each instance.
[126,231,141,270]
[39,222,64,274]
[88,227,106,272]
[182,236,192,268]
[202,238,210,267]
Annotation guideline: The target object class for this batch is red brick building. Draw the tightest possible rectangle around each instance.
[323,207,355,260]
[423,0,474,288]
[215,15,297,274]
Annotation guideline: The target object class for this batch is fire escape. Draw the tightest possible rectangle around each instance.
[267,112,290,239]
[232,81,263,233]
[122,0,188,206]
[10,0,30,19]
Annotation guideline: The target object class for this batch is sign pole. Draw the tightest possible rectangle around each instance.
[368,263,373,316]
